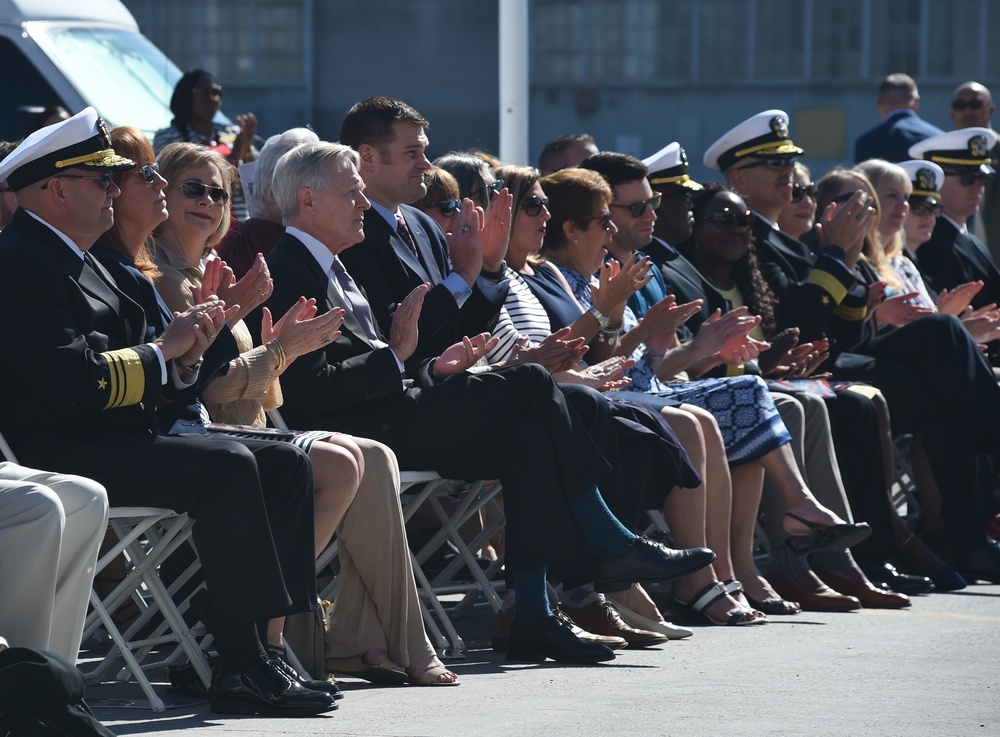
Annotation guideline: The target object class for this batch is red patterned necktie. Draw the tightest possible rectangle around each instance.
[395,213,420,260]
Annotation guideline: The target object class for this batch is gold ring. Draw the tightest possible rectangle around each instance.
[321,334,331,344]
[258,288,267,298]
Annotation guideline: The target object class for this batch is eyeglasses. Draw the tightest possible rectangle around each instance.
[736,156,796,171]
[944,170,993,187]
[137,164,160,184]
[436,198,462,218]
[486,178,504,201]
[696,207,753,231]
[791,182,817,203]
[179,180,230,205]
[582,211,614,230]
[909,201,943,217]
[520,195,549,217]
[611,192,662,218]
[41,171,116,192]
[951,98,985,111]
[193,85,224,99]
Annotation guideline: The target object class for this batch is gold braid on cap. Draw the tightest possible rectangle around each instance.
[55,149,117,169]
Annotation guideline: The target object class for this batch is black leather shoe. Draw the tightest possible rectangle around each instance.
[955,538,1000,583]
[858,560,933,595]
[266,646,343,700]
[505,615,615,664]
[593,537,715,592]
[210,657,337,716]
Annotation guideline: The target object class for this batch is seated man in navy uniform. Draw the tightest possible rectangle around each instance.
[0,108,335,717]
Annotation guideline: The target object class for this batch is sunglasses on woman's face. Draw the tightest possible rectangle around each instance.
[697,207,753,231]
[909,201,943,217]
[180,180,230,205]
[436,198,462,217]
[582,211,613,231]
[520,195,549,217]
[486,178,505,201]
[791,182,817,203]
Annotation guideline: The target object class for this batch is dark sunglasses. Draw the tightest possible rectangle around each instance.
[909,201,943,217]
[114,163,160,186]
[486,178,505,201]
[436,198,462,217]
[611,192,662,218]
[696,207,753,231]
[951,99,984,111]
[179,180,230,205]
[193,84,224,99]
[41,171,115,192]
[944,170,992,187]
[736,156,796,171]
[520,195,549,217]
[791,182,817,203]
[831,191,872,205]
[582,211,614,230]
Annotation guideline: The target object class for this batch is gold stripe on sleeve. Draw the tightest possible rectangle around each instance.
[834,304,867,321]
[805,269,848,304]
[100,348,146,409]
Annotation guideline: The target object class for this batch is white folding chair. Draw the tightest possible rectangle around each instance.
[80,508,212,712]
[0,430,211,712]
[267,410,505,657]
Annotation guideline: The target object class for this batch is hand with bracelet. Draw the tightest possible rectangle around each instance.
[260,297,346,374]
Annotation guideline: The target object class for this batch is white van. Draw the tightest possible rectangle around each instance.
[0,0,219,141]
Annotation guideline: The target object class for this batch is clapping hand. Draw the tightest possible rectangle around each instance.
[433,333,500,379]
[388,283,429,363]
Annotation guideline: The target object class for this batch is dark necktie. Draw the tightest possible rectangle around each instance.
[330,256,382,344]
[395,213,421,261]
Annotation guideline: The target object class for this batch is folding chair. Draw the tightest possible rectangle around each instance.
[80,508,212,712]
[0,430,211,711]
[267,410,506,658]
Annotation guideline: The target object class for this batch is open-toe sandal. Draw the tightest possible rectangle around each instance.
[407,664,460,687]
[674,581,767,626]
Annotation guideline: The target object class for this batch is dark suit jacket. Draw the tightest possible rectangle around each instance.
[853,109,944,164]
[254,233,412,443]
[339,203,506,361]
[0,210,165,446]
[916,216,1000,310]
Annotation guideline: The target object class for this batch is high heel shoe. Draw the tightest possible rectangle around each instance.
[784,513,872,555]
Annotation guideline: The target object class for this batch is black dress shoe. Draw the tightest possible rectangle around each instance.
[210,657,338,716]
[266,646,343,700]
[858,560,933,595]
[955,538,1000,583]
[505,615,615,664]
[593,537,715,592]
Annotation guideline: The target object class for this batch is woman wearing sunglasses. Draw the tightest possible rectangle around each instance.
[776,162,818,240]
[144,142,459,687]
[412,166,463,235]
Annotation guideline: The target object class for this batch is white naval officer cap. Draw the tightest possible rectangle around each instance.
[703,109,804,172]
[897,160,945,203]
[642,142,703,190]
[0,107,135,192]
[908,128,997,175]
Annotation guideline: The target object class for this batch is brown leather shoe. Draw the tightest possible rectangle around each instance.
[491,609,627,652]
[561,599,668,648]
[766,566,861,612]
[811,562,911,609]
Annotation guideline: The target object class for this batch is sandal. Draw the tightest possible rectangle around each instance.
[406,664,460,687]
[674,581,767,626]
[723,578,799,615]
[784,513,871,555]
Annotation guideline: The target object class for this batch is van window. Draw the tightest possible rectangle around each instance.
[28,24,182,139]
[0,37,64,140]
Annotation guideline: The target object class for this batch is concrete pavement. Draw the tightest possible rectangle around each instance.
[91,584,1000,737]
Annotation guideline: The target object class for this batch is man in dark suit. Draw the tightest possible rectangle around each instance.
[910,128,1000,309]
[854,73,944,164]
[948,82,1000,257]
[337,97,508,364]
[707,109,1000,584]
[0,108,335,716]
[256,140,714,664]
